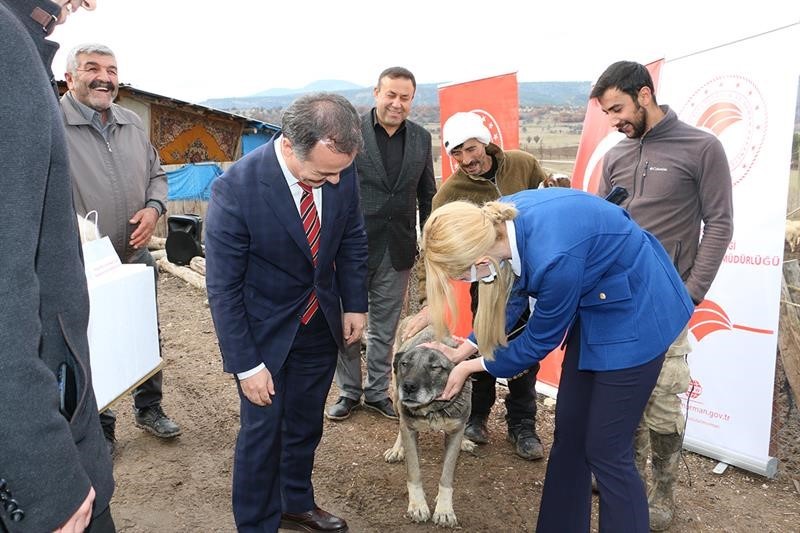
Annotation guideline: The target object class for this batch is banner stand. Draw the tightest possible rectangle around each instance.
[683,436,778,478]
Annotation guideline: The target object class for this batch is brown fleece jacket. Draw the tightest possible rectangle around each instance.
[417,143,547,305]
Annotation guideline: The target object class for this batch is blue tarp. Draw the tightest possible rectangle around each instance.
[242,132,271,155]
[166,163,222,200]
[243,124,280,155]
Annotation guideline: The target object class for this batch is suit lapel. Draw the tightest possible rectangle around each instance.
[258,142,313,264]
[361,112,391,186]
[395,123,417,192]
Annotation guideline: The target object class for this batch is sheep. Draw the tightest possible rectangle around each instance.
[785,219,800,252]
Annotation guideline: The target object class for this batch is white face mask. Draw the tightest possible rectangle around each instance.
[466,262,498,283]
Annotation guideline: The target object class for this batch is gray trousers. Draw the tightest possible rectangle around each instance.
[334,250,410,403]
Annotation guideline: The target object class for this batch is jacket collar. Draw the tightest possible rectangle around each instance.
[641,105,677,141]
[60,90,134,126]
[6,0,61,91]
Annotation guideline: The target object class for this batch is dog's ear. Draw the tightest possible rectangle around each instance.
[443,336,460,349]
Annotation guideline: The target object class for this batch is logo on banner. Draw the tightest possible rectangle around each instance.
[688,299,773,342]
[687,379,703,399]
[447,109,504,175]
[680,75,767,187]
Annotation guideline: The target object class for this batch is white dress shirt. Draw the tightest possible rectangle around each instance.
[237,136,323,380]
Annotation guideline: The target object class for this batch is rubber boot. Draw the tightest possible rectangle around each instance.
[648,431,682,531]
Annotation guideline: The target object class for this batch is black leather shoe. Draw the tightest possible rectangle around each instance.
[134,405,182,438]
[105,435,117,458]
[464,415,489,444]
[325,397,360,421]
[363,398,398,420]
[280,506,348,532]
[101,423,117,458]
[507,420,545,460]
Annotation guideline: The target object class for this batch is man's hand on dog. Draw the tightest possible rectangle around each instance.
[439,358,484,401]
[402,306,431,341]
[343,312,366,345]
[420,338,476,364]
[240,368,275,406]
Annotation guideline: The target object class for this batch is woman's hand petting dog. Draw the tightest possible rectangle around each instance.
[420,337,475,364]
[439,358,484,401]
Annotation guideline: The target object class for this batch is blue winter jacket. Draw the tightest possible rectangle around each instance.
[479,188,693,377]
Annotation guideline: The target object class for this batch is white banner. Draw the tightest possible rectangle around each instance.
[658,24,800,477]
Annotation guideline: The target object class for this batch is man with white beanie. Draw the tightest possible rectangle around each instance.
[404,111,550,460]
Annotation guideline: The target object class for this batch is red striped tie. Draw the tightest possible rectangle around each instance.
[299,182,320,324]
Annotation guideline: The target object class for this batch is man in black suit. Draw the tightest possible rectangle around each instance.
[0,1,115,532]
[326,67,436,421]
[206,93,368,532]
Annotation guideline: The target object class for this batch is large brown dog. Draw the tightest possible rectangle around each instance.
[383,321,474,526]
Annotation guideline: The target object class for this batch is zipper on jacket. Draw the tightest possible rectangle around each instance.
[105,141,113,153]
[673,240,682,270]
[627,140,644,207]
[469,174,503,200]
[640,159,650,195]
[491,180,502,199]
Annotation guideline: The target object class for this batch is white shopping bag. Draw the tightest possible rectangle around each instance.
[86,263,162,411]
[79,211,121,280]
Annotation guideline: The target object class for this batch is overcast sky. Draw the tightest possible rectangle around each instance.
[50,0,799,104]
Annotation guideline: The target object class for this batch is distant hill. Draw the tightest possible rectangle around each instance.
[250,79,366,97]
[201,80,593,111]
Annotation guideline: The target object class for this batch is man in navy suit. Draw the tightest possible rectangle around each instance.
[206,93,368,533]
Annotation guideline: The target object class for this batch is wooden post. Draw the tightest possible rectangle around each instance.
[157,257,207,294]
[778,260,800,408]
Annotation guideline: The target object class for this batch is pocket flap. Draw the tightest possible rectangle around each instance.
[580,273,632,307]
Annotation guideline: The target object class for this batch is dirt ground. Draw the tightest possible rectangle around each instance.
[105,273,800,532]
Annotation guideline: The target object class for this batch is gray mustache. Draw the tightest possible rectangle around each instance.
[88,81,115,91]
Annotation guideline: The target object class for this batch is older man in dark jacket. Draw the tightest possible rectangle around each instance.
[0,0,114,532]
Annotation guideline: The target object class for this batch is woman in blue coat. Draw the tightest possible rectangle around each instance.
[425,188,693,532]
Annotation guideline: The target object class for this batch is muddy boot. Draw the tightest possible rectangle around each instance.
[464,414,489,444]
[634,423,651,489]
[648,431,682,531]
[507,419,544,460]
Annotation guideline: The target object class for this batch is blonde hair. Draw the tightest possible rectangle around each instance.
[422,200,518,359]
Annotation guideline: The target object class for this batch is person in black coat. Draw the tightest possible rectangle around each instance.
[326,67,436,422]
[0,0,114,532]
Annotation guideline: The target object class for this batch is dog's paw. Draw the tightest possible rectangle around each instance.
[407,501,431,523]
[383,445,405,463]
[406,482,430,522]
[433,486,457,527]
[432,509,458,527]
[460,438,477,453]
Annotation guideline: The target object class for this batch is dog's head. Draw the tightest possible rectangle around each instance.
[393,344,455,412]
